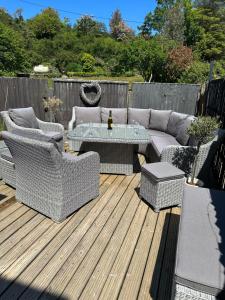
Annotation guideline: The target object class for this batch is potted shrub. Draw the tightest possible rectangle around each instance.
[187,116,221,186]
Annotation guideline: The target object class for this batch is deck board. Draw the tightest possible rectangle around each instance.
[0,155,181,300]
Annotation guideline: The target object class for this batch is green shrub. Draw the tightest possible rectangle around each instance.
[67,71,107,77]
[66,62,82,72]
[81,53,96,72]
[179,61,210,83]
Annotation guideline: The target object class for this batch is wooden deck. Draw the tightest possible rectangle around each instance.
[0,156,180,300]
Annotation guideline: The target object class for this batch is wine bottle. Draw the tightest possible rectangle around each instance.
[107,110,113,130]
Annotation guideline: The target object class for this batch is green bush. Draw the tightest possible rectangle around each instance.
[81,53,96,72]
[66,62,82,72]
[179,61,210,84]
[67,71,107,77]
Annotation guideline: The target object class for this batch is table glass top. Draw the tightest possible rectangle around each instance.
[68,123,150,143]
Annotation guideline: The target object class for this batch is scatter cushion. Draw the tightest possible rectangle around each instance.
[167,112,188,137]
[75,106,101,125]
[151,135,180,158]
[101,107,127,124]
[9,107,39,129]
[176,116,195,146]
[128,108,151,128]
[175,186,225,296]
[149,109,172,132]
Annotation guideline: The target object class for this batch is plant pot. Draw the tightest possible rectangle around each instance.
[186,177,204,187]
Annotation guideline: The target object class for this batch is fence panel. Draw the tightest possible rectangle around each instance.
[0,77,49,120]
[53,79,128,127]
[131,82,201,115]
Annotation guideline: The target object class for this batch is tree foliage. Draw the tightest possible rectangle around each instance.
[109,9,134,40]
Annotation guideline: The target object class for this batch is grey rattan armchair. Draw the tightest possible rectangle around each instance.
[1,110,65,152]
[2,131,100,222]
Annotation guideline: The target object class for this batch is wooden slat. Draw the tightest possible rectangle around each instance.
[0,206,30,232]
[0,201,21,220]
[1,175,120,298]
[137,208,171,300]
[98,201,148,300]
[157,207,181,300]
[58,174,140,300]
[118,208,158,299]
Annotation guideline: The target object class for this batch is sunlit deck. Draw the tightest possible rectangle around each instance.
[0,155,180,300]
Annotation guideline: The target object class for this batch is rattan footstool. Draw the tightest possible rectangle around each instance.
[140,162,185,212]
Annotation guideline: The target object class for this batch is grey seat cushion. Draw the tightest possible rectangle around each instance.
[167,112,188,137]
[9,107,39,129]
[75,106,101,125]
[101,107,127,124]
[151,135,180,157]
[176,116,195,146]
[149,129,173,138]
[128,108,150,128]
[142,162,184,182]
[149,109,172,132]
[175,186,225,296]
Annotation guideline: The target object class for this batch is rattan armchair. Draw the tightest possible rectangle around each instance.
[2,131,100,222]
[1,110,65,151]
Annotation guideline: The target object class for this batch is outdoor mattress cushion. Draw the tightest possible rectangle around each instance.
[151,135,180,157]
[149,109,172,132]
[101,107,127,124]
[128,108,151,128]
[142,162,184,182]
[75,106,101,125]
[176,115,196,146]
[8,107,39,129]
[175,186,225,296]
[167,112,188,137]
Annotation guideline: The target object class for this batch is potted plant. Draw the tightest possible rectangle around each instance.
[43,96,63,123]
[0,118,5,140]
[187,116,221,186]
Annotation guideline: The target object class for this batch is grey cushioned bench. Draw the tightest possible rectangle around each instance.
[173,185,225,300]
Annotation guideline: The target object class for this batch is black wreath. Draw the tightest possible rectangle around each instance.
[80,82,101,106]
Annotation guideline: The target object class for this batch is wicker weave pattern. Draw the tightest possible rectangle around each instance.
[174,284,215,300]
[1,111,65,152]
[0,155,16,188]
[2,131,100,222]
[140,172,184,212]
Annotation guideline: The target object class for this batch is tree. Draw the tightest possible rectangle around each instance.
[74,15,107,37]
[0,23,29,74]
[81,53,96,72]
[110,9,134,40]
[166,45,193,81]
[28,8,62,39]
[194,0,225,60]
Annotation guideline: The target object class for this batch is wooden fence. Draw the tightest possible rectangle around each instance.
[204,79,225,189]
[0,77,49,121]
[131,82,201,115]
[53,79,128,126]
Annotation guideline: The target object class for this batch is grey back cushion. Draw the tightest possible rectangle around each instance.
[101,107,127,124]
[128,108,150,128]
[176,116,195,145]
[167,112,188,136]
[149,109,172,132]
[75,106,101,125]
[9,107,39,129]
[12,129,63,153]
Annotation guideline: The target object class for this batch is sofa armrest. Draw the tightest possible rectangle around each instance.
[161,145,197,175]
[37,118,64,134]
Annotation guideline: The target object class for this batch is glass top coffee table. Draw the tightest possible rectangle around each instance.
[68,123,150,175]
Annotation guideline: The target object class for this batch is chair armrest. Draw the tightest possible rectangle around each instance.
[62,151,100,194]
[37,118,64,134]
[68,107,76,132]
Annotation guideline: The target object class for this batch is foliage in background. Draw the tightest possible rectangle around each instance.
[0,2,224,83]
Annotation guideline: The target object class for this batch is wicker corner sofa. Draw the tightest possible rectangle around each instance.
[2,131,100,222]
[68,106,224,179]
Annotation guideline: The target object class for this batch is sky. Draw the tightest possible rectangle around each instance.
[0,0,157,31]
